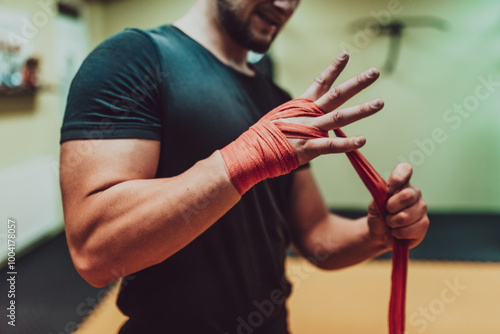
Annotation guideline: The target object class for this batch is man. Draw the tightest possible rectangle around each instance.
[60,0,429,333]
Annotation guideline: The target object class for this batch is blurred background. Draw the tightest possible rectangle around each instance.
[0,0,499,333]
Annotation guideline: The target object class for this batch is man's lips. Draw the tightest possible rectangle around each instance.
[254,9,284,27]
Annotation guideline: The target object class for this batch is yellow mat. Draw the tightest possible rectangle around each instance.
[74,258,500,334]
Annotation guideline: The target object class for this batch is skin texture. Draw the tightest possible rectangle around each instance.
[61,0,428,287]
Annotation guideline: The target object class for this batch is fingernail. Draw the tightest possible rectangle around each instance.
[338,51,349,59]
[370,98,383,108]
[355,137,365,146]
[366,67,379,78]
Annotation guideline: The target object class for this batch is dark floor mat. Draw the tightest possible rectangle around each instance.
[0,232,115,334]
[333,211,500,261]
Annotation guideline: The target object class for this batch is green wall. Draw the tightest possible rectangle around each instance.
[273,0,500,212]
[1,0,498,213]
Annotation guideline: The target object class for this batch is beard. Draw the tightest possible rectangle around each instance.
[216,0,278,53]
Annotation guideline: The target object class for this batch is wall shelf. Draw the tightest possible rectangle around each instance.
[0,86,37,97]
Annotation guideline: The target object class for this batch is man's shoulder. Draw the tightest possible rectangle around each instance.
[93,25,182,55]
[130,25,190,51]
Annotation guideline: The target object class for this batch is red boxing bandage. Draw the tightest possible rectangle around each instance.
[334,128,410,334]
[220,98,328,195]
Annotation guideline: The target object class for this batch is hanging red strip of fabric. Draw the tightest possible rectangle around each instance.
[333,128,409,334]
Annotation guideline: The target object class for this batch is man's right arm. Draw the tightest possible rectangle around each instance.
[61,139,240,287]
[62,51,383,287]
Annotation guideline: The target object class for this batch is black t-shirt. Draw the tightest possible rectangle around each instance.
[61,26,302,334]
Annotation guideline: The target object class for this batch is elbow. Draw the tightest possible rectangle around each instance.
[65,218,122,287]
[314,260,342,271]
[296,241,337,271]
[73,255,114,288]
[313,260,331,270]
[308,256,337,270]
[68,239,120,288]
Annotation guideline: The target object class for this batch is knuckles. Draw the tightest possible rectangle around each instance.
[328,86,341,100]
[392,215,429,241]
[399,188,417,203]
[356,73,364,85]
[358,103,372,118]
[314,74,327,87]
[389,211,409,228]
[326,138,349,153]
[387,200,428,229]
[331,110,344,125]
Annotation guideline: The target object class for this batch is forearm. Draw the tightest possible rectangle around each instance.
[64,151,239,287]
[301,213,390,270]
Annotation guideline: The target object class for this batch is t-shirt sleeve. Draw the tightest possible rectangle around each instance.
[60,29,163,143]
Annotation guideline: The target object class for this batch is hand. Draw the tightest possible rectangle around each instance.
[367,163,430,249]
[220,52,385,195]
[284,52,385,164]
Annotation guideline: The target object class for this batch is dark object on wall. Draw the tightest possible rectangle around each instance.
[0,40,40,96]
[21,57,39,90]
[58,3,81,18]
[349,16,447,73]
[0,56,40,96]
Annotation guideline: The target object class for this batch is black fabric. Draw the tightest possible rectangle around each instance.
[61,25,302,334]
[61,29,163,142]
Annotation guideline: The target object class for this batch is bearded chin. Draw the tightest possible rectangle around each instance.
[216,1,275,53]
[239,29,275,54]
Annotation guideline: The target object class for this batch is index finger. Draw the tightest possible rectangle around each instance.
[299,52,349,100]
[315,67,380,112]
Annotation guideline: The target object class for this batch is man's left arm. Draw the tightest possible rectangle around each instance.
[288,163,429,270]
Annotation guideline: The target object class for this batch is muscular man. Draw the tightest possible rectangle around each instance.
[60,0,429,333]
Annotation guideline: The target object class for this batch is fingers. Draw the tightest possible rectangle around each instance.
[386,163,413,195]
[313,98,384,131]
[386,186,422,214]
[386,199,427,229]
[301,136,366,157]
[390,214,429,242]
[300,52,349,100]
[315,67,380,112]
[385,189,429,244]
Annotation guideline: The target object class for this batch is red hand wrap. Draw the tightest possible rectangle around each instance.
[334,128,409,334]
[220,98,327,195]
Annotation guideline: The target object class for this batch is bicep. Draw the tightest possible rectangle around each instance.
[289,168,330,252]
[60,139,160,215]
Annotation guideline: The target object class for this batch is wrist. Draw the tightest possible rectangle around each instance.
[219,99,328,195]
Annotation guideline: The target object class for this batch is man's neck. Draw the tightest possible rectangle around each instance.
[174,1,254,76]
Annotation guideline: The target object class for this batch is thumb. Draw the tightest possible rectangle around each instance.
[367,200,380,218]
[386,163,413,195]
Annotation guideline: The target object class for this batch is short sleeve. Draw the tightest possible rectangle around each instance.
[60,29,163,143]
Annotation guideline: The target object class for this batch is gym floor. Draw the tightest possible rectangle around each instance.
[1,213,499,333]
[75,258,500,334]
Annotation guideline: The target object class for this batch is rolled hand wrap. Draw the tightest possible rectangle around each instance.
[220,98,328,195]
